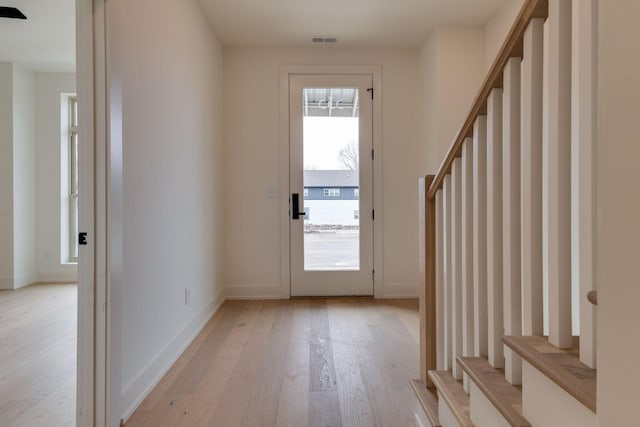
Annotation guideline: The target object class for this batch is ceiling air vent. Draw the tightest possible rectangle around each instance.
[312,36,339,44]
[0,7,27,19]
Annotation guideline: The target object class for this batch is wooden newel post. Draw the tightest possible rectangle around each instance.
[419,175,437,387]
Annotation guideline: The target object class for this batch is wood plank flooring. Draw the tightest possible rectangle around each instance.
[0,283,77,427]
[125,298,420,427]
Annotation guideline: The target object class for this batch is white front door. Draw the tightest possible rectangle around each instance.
[289,74,374,296]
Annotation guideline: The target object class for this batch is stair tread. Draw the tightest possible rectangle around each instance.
[457,357,530,427]
[428,370,474,427]
[410,379,441,427]
[502,335,596,413]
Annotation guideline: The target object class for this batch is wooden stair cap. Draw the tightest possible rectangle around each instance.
[410,379,441,427]
[457,357,530,427]
[428,370,474,427]
[503,335,596,413]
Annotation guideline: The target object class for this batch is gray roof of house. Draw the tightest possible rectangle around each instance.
[304,170,358,187]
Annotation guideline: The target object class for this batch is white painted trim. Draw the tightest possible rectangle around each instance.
[103,0,124,424]
[437,390,460,427]
[278,64,383,298]
[435,190,445,370]
[521,18,544,337]
[461,140,474,361]
[226,284,287,300]
[486,88,504,369]
[451,159,463,379]
[76,0,104,425]
[544,0,573,350]
[522,361,596,427]
[469,381,513,427]
[442,175,452,371]
[121,293,227,422]
[502,57,523,385]
[473,116,488,359]
[414,400,431,427]
[376,282,419,298]
[12,274,38,289]
[37,270,78,283]
[571,0,597,368]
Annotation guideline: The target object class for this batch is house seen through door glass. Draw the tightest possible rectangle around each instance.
[303,88,360,271]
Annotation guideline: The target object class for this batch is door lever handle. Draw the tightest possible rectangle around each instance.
[291,193,305,220]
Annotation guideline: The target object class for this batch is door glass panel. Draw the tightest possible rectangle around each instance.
[302,87,360,271]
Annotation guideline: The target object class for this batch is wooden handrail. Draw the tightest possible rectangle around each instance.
[427,0,549,200]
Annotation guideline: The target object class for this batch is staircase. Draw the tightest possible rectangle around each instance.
[414,0,598,425]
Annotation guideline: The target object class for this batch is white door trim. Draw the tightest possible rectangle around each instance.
[279,64,384,298]
[76,0,108,425]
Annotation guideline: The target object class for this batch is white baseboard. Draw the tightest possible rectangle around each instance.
[375,282,419,298]
[225,283,287,299]
[0,277,13,290]
[13,273,37,289]
[225,282,418,299]
[121,290,226,422]
[37,269,78,283]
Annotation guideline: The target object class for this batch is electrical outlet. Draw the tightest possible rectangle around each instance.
[184,288,191,306]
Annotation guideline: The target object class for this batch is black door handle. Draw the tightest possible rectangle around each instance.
[292,193,306,220]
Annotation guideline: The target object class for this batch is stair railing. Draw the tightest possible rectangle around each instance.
[419,0,597,391]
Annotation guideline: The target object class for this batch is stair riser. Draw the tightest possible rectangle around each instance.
[469,382,513,427]
[414,399,439,427]
[437,393,464,427]
[522,361,596,427]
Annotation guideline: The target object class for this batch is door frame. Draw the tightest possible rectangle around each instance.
[76,0,117,425]
[278,65,384,298]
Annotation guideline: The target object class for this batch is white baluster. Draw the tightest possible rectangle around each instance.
[544,0,573,349]
[487,89,504,369]
[461,138,474,361]
[521,18,545,337]
[473,117,488,358]
[436,189,446,370]
[503,57,523,384]
[572,0,597,368]
[443,175,453,370]
[451,159,463,379]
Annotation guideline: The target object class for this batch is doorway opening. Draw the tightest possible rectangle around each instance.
[289,74,375,297]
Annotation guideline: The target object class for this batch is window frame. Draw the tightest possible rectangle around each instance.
[68,96,79,262]
[323,188,340,197]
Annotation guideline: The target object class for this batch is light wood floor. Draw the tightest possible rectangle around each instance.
[0,283,77,427]
[126,298,420,427]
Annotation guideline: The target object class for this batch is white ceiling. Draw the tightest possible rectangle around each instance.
[197,0,510,48]
[0,0,508,72]
[0,0,75,72]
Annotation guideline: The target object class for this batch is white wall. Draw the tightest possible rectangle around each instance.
[419,27,487,174]
[597,0,640,423]
[11,64,37,289]
[484,0,525,71]
[0,62,14,289]
[116,0,225,419]
[223,47,422,298]
[35,73,78,282]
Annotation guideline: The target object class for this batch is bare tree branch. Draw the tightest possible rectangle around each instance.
[337,141,358,170]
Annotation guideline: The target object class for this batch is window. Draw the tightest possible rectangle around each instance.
[324,188,340,197]
[354,210,360,219]
[68,97,79,261]
[304,188,309,198]
[304,207,310,221]
[354,188,359,198]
